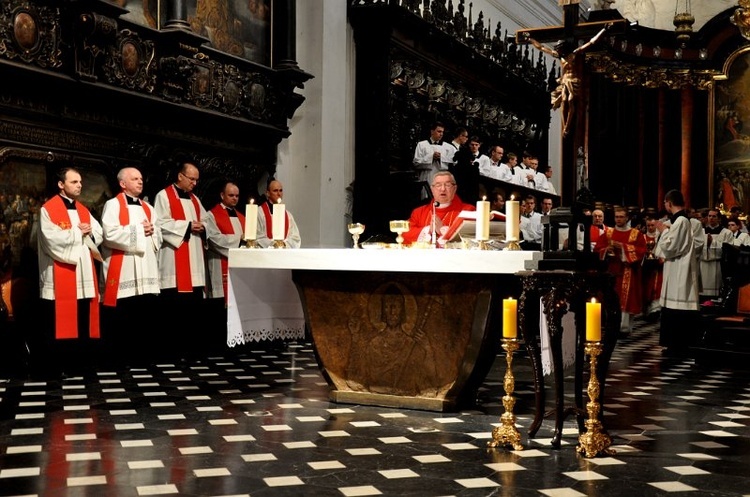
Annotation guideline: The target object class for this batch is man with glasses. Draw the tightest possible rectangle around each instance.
[700,208,732,300]
[402,171,474,246]
[154,160,208,359]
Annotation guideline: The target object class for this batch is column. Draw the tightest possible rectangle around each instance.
[273,0,299,69]
[163,0,190,30]
[681,87,693,206]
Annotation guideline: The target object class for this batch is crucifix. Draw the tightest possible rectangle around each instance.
[515,0,627,196]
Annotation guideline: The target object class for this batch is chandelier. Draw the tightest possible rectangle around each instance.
[673,0,695,46]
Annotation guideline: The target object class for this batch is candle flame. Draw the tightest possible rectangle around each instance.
[591,297,597,304]
[250,198,255,204]
[276,198,282,204]
[482,195,487,201]
[510,195,515,201]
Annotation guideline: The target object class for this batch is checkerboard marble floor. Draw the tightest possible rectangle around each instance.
[2,319,750,496]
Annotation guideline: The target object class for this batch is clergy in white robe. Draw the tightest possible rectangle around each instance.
[204,182,246,301]
[154,166,207,291]
[700,210,732,298]
[153,162,208,358]
[36,167,103,376]
[413,123,452,189]
[100,167,161,365]
[101,178,161,302]
[654,190,700,355]
[256,179,301,249]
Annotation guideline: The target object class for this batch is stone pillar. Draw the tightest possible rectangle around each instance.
[273,0,298,69]
[681,87,693,206]
[164,0,191,30]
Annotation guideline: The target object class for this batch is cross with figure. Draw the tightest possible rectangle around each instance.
[516,0,627,137]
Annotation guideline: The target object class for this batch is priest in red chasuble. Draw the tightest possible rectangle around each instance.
[402,171,474,246]
[594,207,647,333]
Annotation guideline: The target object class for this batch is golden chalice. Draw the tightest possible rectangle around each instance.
[389,220,410,248]
[347,223,365,249]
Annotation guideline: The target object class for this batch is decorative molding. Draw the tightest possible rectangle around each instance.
[587,52,719,90]
[0,0,61,68]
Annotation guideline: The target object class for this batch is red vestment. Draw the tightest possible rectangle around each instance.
[402,196,474,244]
[595,226,647,315]
[641,232,663,308]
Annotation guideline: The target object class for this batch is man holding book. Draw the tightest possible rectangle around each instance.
[402,171,474,246]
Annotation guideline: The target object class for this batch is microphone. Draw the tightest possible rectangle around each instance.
[431,201,440,245]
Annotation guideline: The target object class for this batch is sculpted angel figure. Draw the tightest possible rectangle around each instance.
[522,23,611,136]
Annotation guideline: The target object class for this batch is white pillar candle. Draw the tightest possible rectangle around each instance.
[244,199,258,240]
[506,198,519,241]
[476,196,490,241]
[272,199,285,240]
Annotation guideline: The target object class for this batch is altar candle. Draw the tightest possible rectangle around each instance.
[586,298,601,342]
[476,196,490,241]
[244,199,258,240]
[506,196,519,241]
[272,199,285,240]
[503,298,517,338]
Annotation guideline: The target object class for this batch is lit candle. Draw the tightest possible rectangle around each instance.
[272,198,285,241]
[244,199,258,241]
[506,196,519,241]
[586,298,601,342]
[503,298,517,338]
[476,196,490,241]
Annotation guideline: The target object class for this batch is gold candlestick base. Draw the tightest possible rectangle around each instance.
[245,239,259,249]
[504,238,521,251]
[487,338,524,450]
[272,240,286,249]
[576,341,615,458]
[476,240,491,250]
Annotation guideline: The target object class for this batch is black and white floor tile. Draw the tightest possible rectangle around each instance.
[1,320,750,496]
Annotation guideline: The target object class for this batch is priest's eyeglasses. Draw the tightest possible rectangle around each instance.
[431,182,456,189]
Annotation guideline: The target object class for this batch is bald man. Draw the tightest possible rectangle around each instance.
[256,180,301,248]
[101,166,161,364]
[154,161,208,358]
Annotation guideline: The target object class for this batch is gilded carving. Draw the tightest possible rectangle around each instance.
[102,30,156,92]
[13,11,37,50]
[0,2,61,68]
[587,52,718,90]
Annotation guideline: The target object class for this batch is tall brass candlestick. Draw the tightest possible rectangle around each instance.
[487,338,523,450]
[576,341,615,458]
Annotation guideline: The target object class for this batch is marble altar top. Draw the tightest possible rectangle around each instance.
[229,248,541,274]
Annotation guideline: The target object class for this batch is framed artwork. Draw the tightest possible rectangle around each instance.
[112,0,272,66]
[0,156,112,272]
[714,48,750,214]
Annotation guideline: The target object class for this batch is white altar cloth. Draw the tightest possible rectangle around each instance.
[226,268,305,346]
[226,248,541,347]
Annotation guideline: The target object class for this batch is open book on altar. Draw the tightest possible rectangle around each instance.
[443,210,506,242]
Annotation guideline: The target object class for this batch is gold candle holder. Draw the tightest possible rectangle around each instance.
[576,341,615,458]
[487,338,524,450]
[477,240,491,250]
[504,238,521,251]
[272,240,286,249]
[245,239,259,249]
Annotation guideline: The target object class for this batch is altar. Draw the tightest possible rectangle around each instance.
[228,248,541,411]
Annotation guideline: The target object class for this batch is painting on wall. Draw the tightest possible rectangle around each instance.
[714,49,750,215]
[0,158,113,272]
[111,0,271,66]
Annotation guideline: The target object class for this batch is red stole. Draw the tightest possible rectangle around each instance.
[44,195,100,339]
[260,202,289,240]
[103,193,152,307]
[209,204,246,302]
[165,185,202,292]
